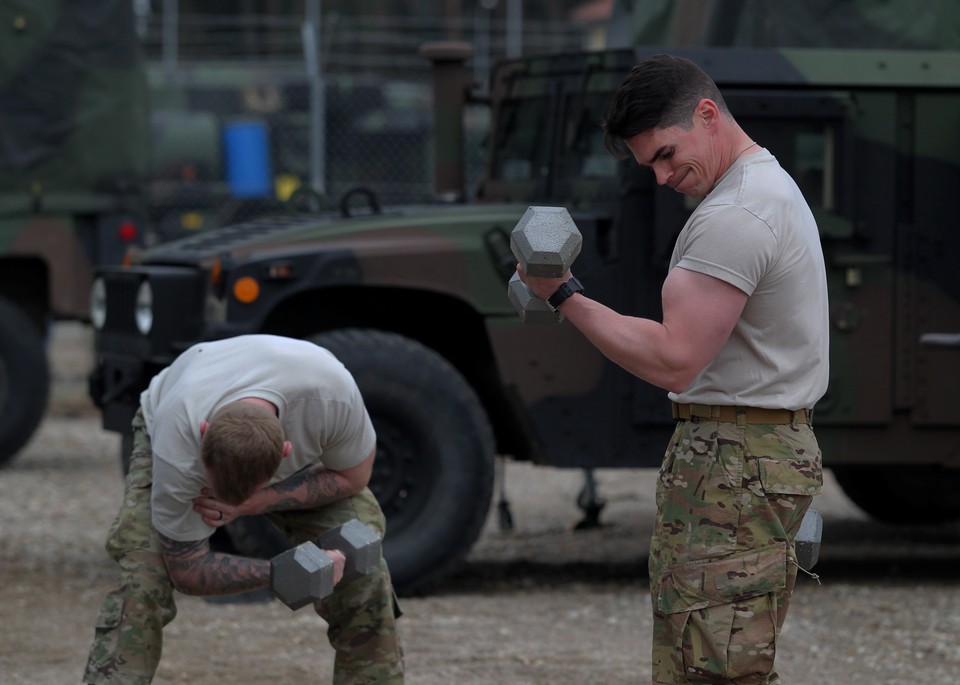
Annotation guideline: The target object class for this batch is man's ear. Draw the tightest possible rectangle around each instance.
[282,441,292,458]
[200,420,209,438]
[697,98,719,127]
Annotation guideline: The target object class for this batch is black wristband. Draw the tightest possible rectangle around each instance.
[546,276,584,312]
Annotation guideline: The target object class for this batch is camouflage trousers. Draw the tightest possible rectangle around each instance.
[649,412,822,684]
[83,409,404,684]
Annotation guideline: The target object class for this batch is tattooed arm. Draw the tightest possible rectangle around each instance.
[248,445,375,515]
[192,447,376,526]
[260,445,375,514]
[159,533,270,596]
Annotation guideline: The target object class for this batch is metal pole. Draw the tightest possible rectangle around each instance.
[506,0,522,58]
[474,4,490,95]
[162,0,178,78]
[303,0,326,194]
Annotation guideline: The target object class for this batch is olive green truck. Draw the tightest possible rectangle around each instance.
[0,0,148,460]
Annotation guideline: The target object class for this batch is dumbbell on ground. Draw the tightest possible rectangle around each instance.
[508,206,583,323]
[270,518,382,610]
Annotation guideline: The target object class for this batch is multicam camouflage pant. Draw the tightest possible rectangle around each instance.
[83,409,404,684]
[649,412,822,684]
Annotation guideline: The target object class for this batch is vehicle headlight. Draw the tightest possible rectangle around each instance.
[135,280,153,335]
[90,277,107,330]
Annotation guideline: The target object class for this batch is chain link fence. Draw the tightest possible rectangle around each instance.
[136,9,588,244]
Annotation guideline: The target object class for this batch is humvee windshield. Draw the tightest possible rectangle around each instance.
[490,80,841,217]
[492,96,552,182]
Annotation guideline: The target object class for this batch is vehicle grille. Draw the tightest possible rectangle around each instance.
[104,274,140,334]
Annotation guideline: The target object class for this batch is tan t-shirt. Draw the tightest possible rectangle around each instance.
[141,335,376,542]
[667,149,829,410]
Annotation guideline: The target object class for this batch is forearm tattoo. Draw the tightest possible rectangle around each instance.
[263,464,345,512]
[159,533,270,596]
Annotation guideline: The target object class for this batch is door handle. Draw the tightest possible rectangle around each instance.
[920,333,960,349]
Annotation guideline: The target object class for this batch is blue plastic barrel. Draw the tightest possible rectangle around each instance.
[222,120,272,198]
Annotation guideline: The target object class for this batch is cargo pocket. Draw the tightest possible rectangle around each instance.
[657,541,786,614]
[758,456,822,543]
[653,543,786,683]
[758,457,822,497]
[95,591,124,630]
[85,593,125,677]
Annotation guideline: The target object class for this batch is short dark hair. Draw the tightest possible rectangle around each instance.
[602,54,730,159]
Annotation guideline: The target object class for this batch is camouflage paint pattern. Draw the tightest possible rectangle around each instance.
[649,414,822,684]
[0,0,149,463]
[0,0,148,317]
[83,410,404,684]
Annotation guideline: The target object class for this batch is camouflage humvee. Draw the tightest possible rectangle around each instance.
[88,2,960,595]
[0,0,148,465]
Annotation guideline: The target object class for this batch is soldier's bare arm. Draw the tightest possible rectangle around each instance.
[526,266,746,393]
[267,446,374,508]
[193,447,376,525]
[158,533,270,596]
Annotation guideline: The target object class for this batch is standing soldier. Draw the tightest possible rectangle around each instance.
[516,54,827,684]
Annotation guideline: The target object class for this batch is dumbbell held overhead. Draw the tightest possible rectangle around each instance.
[508,206,584,323]
[270,518,382,610]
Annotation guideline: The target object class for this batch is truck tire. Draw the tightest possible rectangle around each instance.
[832,465,960,525]
[309,328,496,596]
[0,297,49,467]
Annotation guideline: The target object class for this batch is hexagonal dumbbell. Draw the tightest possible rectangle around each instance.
[508,206,583,323]
[269,518,382,610]
[270,540,336,610]
[315,518,382,584]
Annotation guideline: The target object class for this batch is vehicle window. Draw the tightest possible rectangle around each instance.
[744,119,836,210]
[563,92,619,180]
[490,97,551,182]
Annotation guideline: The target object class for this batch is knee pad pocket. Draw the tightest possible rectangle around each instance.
[657,541,787,614]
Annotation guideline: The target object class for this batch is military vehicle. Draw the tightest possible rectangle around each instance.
[88,2,960,595]
[0,0,148,465]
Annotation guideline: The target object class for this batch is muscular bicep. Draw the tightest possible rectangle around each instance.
[661,266,747,382]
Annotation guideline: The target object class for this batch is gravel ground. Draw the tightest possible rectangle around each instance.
[1,323,959,684]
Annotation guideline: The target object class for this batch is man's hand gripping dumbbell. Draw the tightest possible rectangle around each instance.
[269,518,382,610]
[508,206,584,322]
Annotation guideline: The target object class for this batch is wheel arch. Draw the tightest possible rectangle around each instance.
[0,256,50,333]
[255,284,536,461]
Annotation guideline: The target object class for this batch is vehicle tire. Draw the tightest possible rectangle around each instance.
[309,328,496,596]
[832,465,960,525]
[220,514,292,559]
[0,297,49,467]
